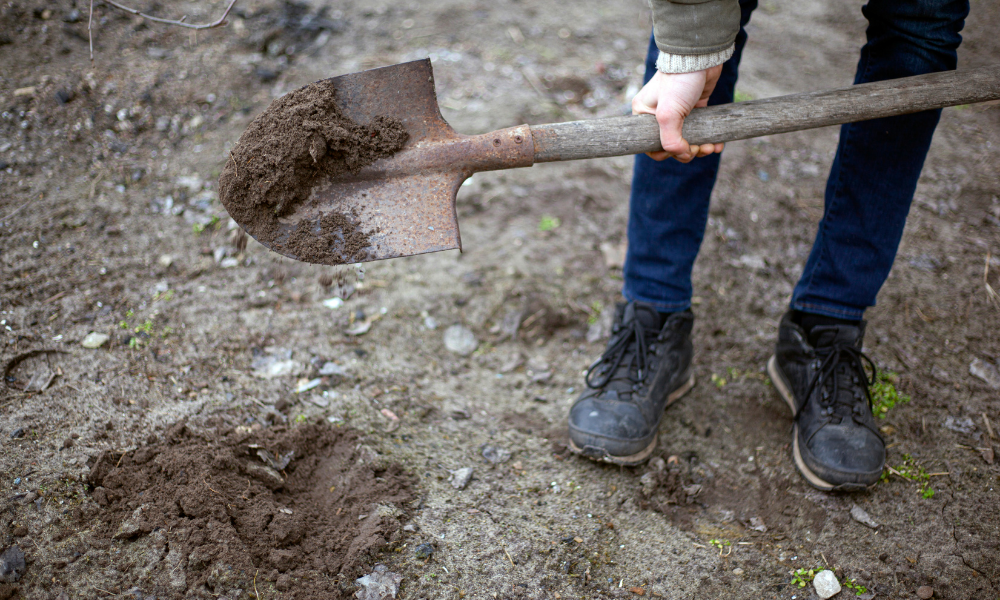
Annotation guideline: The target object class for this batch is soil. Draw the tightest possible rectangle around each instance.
[85,419,412,598]
[1,0,999,599]
[217,79,407,263]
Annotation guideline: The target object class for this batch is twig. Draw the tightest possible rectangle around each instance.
[984,412,996,440]
[88,0,239,61]
[253,569,260,600]
[986,252,1000,308]
[102,0,238,29]
[88,0,94,62]
[0,200,31,223]
[230,151,239,178]
[502,545,515,567]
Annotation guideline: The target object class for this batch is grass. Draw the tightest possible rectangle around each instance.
[871,370,909,418]
[843,578,868,595]
[734,90,754,103]
[791,567,820,588]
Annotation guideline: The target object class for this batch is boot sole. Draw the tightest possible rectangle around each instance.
[767,355,871,493]
[568,372,696,467]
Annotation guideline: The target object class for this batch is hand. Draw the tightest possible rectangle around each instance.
[631,65,725,162]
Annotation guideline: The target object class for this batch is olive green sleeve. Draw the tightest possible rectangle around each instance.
[649,0,740,73]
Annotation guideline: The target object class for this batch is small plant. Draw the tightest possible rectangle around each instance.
[734,90,753,103]
[294,414,308,424]
[153,289,174,302]
[708,539,731,556]
[871,370,909,418]
[843,578,868,595]
[882,453,934,498]
[710,373,727,388]
[587,301,603,325]
[538,216,560,232]
[791,567,819,588]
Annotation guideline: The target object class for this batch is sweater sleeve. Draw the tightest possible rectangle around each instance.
[648,0,741,73]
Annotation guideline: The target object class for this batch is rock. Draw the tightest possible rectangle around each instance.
[294,378,322,394]
[917,585,934,599]
[346,320,372,336]
[481,445,511,464]
[19,492,37,504]
[157,254,173,267]
[732,567,744,576]
[443,325,478,356]
[748,516,767,533]
[850,504,879,529]
[970,358,1000,388]
[423,316,438,330]
[251,352,303,379]
[81,332,110,348]
[354,564,402,600]
[10,428,24,439]
[319,362,347,376]
[402,524,417,533]
[322,297,344,309]
[599,241,626,269]
[0,545,26,583]
[813,569,841,599]
[114,505,148,539]
[944,415,976,435]
[413,543,434,559]
[450,467,473,490]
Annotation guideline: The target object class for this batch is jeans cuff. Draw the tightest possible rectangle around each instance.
[790,300,865,321]
[622,290,691,314]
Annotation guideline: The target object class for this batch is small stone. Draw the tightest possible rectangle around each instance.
[813,569,841,599]
[732,567,744,576]
[319,362,347,377]
[402,524,417,533]
[10,428,24,439]
[749,516,767,532]
[413,543,434,559]
[944,415,976,434]
[970,358,1000,389]
[81,332,110,348]
[12,527,27,537]
[0,545,26,583]
[19,492,37,504]
[850,504,879,529]
[354,564,402,600]
[917,585,934,599]
[482,445,511,464]
[450,467,473,490]
[443,325,478,356]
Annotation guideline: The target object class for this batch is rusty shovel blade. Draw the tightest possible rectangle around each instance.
[254,59,533,265]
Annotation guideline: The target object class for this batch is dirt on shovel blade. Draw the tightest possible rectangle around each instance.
[86,420,413,599]
[218,79,408,264]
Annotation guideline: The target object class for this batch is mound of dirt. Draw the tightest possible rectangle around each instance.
[218,79,408,263]
[87,420,413,599]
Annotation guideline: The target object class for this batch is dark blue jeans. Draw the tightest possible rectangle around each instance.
[623,0,969,320]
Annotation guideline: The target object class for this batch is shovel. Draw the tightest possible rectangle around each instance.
[230,59,1000,264]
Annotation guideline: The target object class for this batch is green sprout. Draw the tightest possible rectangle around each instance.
[538,216,560,232]
[192,223,206,234]
[733,90,753,103]
[791,568,819,588]
[871,371,909,418]
[587,301,604,325]
[710,373,727,388]
[294,414,308,424]
[881,453,934,498]
[843,578,868,595]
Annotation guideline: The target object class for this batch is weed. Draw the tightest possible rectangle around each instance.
[843,578,868,595]
[153,289,174,302]
[791,567,820,588]
[882,453,934,498]
[871,370,909,418]
[710,373,727,388]
[587,301,603,325]
[734,90,754,103]
[538,216,560,232]
[135,319,154,335]
[708,539,731,555]
[294,414,308,424]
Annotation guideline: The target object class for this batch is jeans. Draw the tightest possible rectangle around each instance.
[622,0,969,320]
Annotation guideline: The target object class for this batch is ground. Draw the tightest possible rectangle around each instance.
[1,0,999,598]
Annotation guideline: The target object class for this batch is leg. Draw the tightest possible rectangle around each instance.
[791,0,970,319]
[772,0,970,491]
[622,0,758,313]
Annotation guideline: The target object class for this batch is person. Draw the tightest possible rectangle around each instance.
[567,0,970,491]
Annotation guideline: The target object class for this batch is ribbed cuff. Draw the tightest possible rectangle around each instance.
[655,44,734,74]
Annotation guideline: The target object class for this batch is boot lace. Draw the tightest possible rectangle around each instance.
[584,315,660,395]
[801,342,880,441]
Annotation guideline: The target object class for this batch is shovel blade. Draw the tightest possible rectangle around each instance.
[264,59,466,264]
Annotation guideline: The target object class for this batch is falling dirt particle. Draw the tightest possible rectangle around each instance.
[218,79,407,264]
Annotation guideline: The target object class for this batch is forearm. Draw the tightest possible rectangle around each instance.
[648,0,740,73]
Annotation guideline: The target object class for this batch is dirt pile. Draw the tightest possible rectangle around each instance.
[218,80,408,263]
[87,420,413,599]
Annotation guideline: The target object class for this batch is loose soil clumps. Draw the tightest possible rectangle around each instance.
[218,79,408,263]
[87,420,413,599]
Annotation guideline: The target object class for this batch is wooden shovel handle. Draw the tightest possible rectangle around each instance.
[530,65,1000,163]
